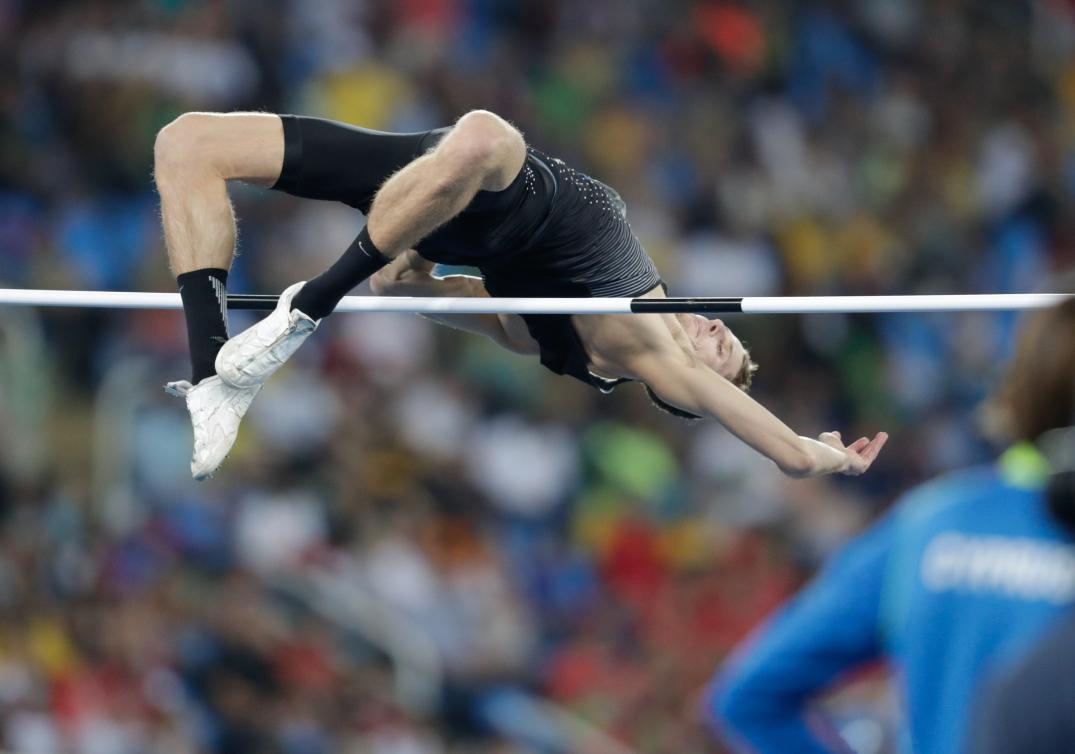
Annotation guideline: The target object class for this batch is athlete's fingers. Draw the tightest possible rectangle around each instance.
[868,432,885,462]
[852,436,885,473]
[848,437,870,453]
[842,433,888,476]
[861,432,889,462]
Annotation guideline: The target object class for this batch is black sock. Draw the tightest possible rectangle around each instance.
[292,225,389,320]
[178,268,229,383]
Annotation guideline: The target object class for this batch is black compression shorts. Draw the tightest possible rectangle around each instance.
[270,114,550,258]
[269,114,660,298]
[272,115,448,215]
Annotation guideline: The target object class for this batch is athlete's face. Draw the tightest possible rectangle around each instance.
[680,315,747,383]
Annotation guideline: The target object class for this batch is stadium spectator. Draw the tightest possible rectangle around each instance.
[709,293,1075,754]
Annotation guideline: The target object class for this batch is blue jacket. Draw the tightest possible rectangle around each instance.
[709,447,1075,754]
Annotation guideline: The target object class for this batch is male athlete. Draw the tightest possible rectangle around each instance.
[154,110,886,479]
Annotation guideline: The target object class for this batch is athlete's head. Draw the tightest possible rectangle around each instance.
[646,314,758,420]
[678,314,755,384]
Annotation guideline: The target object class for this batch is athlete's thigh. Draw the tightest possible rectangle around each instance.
[157,111,285,187]
[191,112,285,187]
[272,115,447,212]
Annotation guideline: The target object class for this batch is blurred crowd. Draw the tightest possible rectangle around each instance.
[1,0,1074,752]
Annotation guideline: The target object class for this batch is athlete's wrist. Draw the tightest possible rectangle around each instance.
[796,436,848,478]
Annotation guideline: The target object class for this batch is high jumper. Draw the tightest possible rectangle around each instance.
[153,110,887,479]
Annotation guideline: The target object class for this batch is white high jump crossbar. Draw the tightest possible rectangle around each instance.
[0,289,1069,314]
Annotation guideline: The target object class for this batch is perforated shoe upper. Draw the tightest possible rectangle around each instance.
[166,375,261,480]
[215,281,319,389]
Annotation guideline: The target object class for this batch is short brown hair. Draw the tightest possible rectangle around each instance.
[733,343,759,392]
[988,296,1075,443]
[645,345,759,421]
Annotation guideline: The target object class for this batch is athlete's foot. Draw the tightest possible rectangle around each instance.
[165,376,261,480]
[215,281,319,389]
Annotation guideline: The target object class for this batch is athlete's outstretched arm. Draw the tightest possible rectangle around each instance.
[618,336,886,478]
[370,250,538,355]
[576,293,886,477]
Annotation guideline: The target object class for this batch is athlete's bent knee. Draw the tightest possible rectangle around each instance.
[445,110,524,188]
[154,112,222,176]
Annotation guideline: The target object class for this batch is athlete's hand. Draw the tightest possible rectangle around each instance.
[819,430,888,476]
[370,249,437,296]
[397,248,436,273]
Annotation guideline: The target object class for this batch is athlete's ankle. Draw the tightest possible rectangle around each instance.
[290,279,335,320]
[291,226,389,319]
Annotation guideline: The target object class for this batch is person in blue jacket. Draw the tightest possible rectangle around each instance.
[969,299,1075,754]
[708,294,1075,754]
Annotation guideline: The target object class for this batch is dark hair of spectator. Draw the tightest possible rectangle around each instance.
[989,296,1075,444]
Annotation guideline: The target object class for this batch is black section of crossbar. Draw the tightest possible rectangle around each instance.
[227,294,280,311]
[629,297,744,313]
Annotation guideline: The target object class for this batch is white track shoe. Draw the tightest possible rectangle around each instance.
[165,376,261,480]
[215,281,319,389]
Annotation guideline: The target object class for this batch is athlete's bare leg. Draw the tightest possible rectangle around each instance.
[155,109,525,479]
[365,109,525,257]
[153,112,286,479]
[154,112,285,384]
[154,112,284,275]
